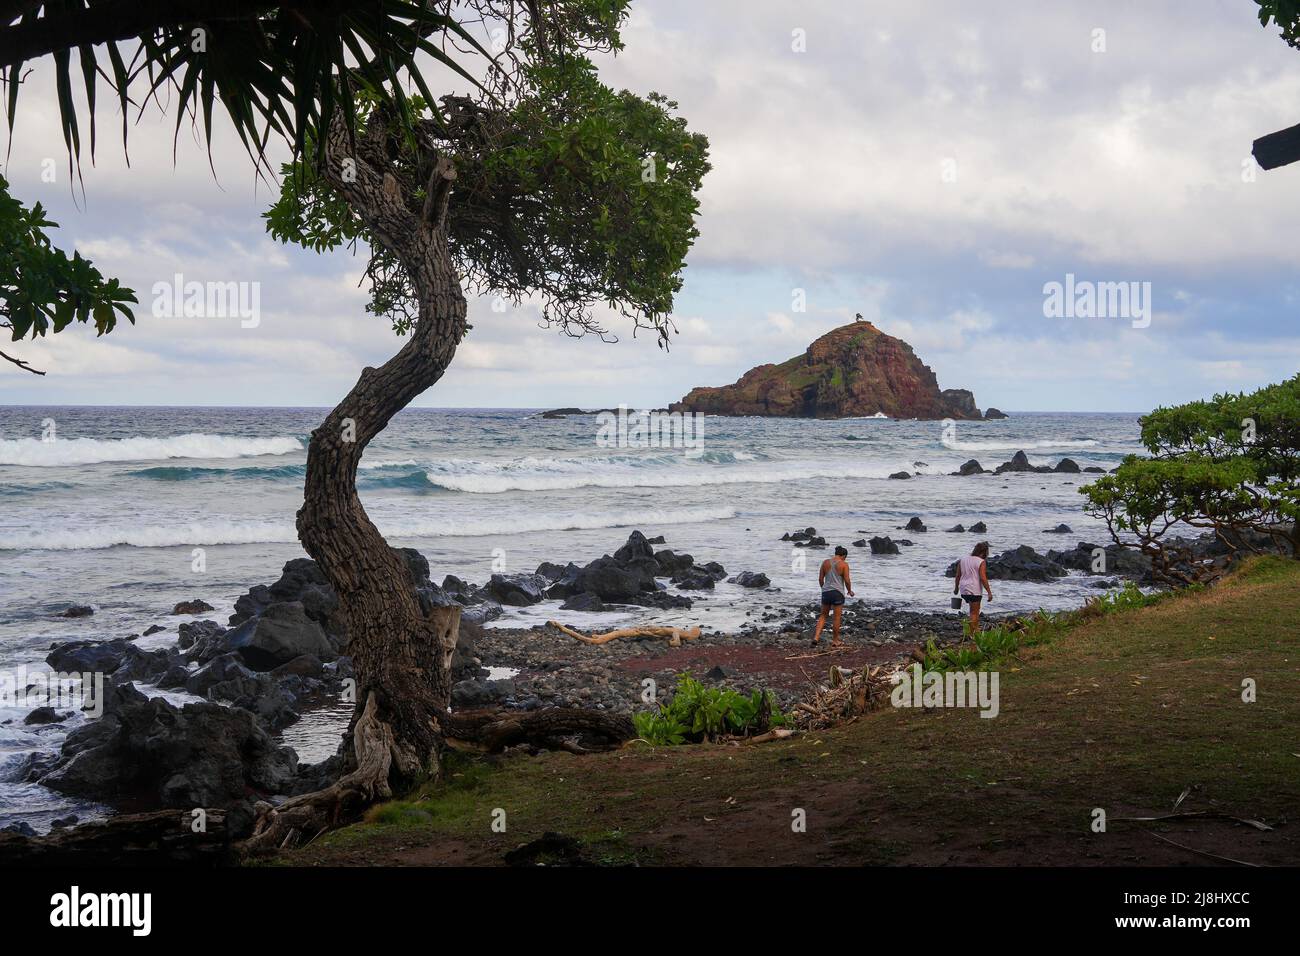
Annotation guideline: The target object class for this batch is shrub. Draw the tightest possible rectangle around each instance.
[633,673,785,745]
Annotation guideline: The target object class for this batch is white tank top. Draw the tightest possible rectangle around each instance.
[823,558,848,595]
[958,555,984,595]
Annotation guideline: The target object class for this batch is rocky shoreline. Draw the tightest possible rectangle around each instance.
[5,446,1272,844]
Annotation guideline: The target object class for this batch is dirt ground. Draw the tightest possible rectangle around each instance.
[283,557,1300,868]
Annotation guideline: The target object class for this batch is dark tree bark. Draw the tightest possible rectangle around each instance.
[247,111,468,851]
[245,105,646,853]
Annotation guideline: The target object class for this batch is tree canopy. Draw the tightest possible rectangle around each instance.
[0,1,517,171]
[1256,0,1300,47]
[0,172,136,373]
[264,58,709,343]
[1082,375,1300,584]
[2,1,680,370]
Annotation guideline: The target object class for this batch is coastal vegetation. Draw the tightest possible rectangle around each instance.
[0,173,135,374]
[1,2,473,374]
[918,581,1175,674]
[631,674,786,745]
[1082,375,1300,584]
[282,554,1300,866]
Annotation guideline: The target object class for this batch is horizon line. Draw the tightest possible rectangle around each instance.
[0,403,1147,415]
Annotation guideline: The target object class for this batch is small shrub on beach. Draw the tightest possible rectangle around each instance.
[633,673,785,745]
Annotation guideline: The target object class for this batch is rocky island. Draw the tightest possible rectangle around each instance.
[669,320,983,419]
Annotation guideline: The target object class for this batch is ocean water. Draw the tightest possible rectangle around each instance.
[0,405,1145,829]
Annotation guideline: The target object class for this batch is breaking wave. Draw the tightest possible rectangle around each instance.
[0,506,738,551]
[942,439,1099,452]
[419,452,915,494]
[130,464,307,481]
[0,434,302,467]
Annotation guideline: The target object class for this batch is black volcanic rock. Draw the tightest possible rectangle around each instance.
[945,546,1067,583]
[996,450,1034,473]
[869,536,900,555]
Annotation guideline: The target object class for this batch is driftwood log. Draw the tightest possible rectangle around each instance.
[792,663,903,731]
[549,621,702,646]
[444,707,634,754]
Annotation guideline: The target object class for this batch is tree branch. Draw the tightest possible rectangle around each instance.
[421,154,456,227]
[0,347,44,374]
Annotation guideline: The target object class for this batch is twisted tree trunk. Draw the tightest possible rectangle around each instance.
[247,113,466,851]
[245,109,639,853]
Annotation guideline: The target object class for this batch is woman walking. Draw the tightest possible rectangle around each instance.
[954,541,994,634]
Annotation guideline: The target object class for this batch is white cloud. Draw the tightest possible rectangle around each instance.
[980,250,1036,269]
[2,1,1298,410]
[690,344,742,366]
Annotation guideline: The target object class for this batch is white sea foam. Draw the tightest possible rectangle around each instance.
[358,459,420,469]
[0,506,738,551]
[942,439,1099,452]
[0,433,303,467]
[421,454,912,493]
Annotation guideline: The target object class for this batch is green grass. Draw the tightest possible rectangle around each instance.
[920,580,1180,672]
[281,556,1300,867]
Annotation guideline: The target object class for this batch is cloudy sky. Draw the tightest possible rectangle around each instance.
[3,0,1300,412]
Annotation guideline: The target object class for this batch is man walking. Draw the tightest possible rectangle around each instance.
[813,546,854,647]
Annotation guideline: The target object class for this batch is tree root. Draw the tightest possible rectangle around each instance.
[241,696,635,855]
[548,620,702,646]
[243,690,412,854]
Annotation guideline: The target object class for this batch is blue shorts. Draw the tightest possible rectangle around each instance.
[961,593,982,604]
[821,589,845,607]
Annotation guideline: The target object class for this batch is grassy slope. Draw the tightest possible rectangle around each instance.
[282,557,1300,867]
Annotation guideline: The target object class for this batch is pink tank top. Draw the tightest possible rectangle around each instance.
[957,555,984,595]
